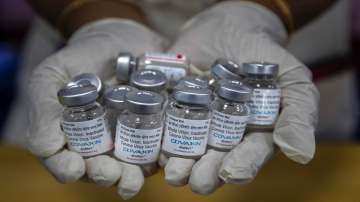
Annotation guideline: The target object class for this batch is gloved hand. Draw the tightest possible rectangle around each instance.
[160,1,319,194]
[26,19,165,199]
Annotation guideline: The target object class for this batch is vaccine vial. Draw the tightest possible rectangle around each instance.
[130,69,168,98]
[58,84,113,157]
[243,62,281,129]
[114,90,164,165]
[208,58,244,89]
[208,80,252,151]
[104,85,137,136]
[116,52,189,87]
[162,85,212,159]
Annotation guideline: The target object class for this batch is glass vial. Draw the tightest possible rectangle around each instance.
[208,80,252,151]
[58,84,113,158]
[116,52,189,87]
[162,85,212,159]
[208,58,244,89]
[104,85,136,136]
[243,62,281,129]
[115,90,164,165]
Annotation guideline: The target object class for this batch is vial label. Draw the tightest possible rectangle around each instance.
[114,122,163,164]
[146,65,186,82]
[249,89,281,125]
[208,110,249,149]
[62,115,113,157]
[162,113,211,157]
[144,52,187,81]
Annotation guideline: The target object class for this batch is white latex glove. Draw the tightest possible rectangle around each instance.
[162,1,319,195]
[26,19,165,199]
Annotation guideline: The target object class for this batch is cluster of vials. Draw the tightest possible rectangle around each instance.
[57,52,281,164]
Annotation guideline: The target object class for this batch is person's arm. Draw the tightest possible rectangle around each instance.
[227,0,338,32]
[27,0,146,37]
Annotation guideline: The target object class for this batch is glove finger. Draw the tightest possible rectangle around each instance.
[43,149,85,183]
[158,152,169,168]
[85,155,122,187]
[141,163,158,177]
[274,67,319,164]
[164,157,195,186]
[117,162,144,200]
[219,132,274,184]
[189,149,226,195]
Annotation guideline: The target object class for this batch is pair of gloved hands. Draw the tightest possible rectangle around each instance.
[27,1,319,200]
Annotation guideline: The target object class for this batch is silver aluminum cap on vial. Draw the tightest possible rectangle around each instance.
[211,58,243,80]
[116,52,137,82]
[104,85,136,110]
[243,62,279,76]
[67,73,103,95]
[130,69,167,92]
[173,76,209,94]
[58,84,98,107]
[178,76,209,89]
[174,85,212,106]
[216,80,252,102]
[125,90,164,114]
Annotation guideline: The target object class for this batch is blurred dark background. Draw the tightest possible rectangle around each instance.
[0,0,32,132]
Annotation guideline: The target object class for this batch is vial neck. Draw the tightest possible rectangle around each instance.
[175,101,207,110]
[246,74,275,81]
[68,102,97,112]
[217,96,247,105]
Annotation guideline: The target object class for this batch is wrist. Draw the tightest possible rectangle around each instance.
[58,0,147,38]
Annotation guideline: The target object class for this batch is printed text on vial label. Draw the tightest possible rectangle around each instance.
[208,110,249,149]
[162,113,210,156]
[249,89,281,125]
[115,123,163,164]
[62,115,113,157]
